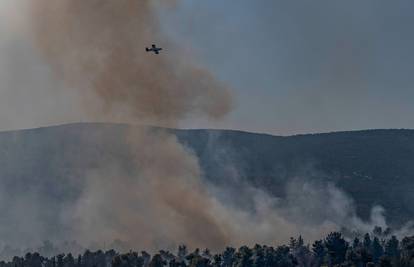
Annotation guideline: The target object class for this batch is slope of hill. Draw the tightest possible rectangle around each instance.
[0,123,413,235]
[174,128,414,226]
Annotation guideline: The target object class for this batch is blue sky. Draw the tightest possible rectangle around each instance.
[159,1,414,135]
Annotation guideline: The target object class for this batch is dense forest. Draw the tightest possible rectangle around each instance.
[1,229,413,267]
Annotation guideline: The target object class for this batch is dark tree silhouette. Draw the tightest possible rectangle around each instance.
[324,232,348,267]
[311,240,325,267]
[401,236,414,267]
[2,230,414,267]
[373,237,385,263]
[149,254,165,267]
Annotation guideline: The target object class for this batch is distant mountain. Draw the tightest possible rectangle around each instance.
[0,123,413,231]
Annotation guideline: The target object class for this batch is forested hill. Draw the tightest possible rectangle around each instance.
[1,123,414,226]
[174,128,414,225]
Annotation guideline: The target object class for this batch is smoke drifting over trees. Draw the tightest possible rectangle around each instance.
[2,231,414,267]
[27,0,234,250]
[0,0,412,257]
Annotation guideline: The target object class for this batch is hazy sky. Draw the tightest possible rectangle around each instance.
[1,1,414,135]
[161,1,414,134]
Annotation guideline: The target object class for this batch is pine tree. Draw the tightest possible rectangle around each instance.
[363,233,372,253]
[149,255,166,267]
[400,236,414,267]
[324,232,348,267]
[234,246,253,267]
[372,237,384,263]
[252,245,265,267]
[222,247,235,267]
[352,237,361,249]
[311,240,325,267]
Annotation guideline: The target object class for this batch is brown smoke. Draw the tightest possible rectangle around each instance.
[30,0,232,126]
[69,129,231,250]
[28,0,234,250]
[25,1,397,253]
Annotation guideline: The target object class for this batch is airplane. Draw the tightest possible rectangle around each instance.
[146,44,162,54]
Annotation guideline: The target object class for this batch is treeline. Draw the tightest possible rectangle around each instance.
[1,231,414,267]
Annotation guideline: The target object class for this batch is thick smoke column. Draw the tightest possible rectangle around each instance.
[69,129,231,250]
[28,0,234,250]
[11,0,407,256]
[30,0,232,125]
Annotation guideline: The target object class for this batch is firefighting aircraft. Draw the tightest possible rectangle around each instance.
[146,44,162,54]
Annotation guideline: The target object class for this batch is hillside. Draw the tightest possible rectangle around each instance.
[0,123,413,236]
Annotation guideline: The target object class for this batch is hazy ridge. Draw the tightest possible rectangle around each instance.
[1,123,413,229]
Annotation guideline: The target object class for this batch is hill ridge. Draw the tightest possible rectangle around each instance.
[0,122,413,235]
[1,122,413,138]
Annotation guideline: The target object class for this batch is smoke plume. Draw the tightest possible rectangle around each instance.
[28,0,234,251]
[29,0,232,125]
[68,129,231,250]
[0,0,411,259]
